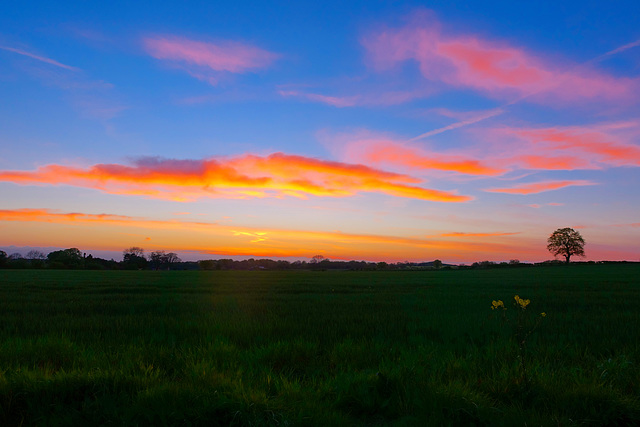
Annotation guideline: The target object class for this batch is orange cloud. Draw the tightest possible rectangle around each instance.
[362,11,637,103]
[0,153,471,202]
[143,35,278,84]
[362,141,505,175]
[324,130,504,176]
[513,155,595,170]
[485,180,595,195]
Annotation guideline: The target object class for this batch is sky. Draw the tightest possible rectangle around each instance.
[1,0,639,263]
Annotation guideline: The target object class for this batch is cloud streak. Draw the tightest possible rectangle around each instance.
[439,232,520,237]
[279,90,359,107]
[0,153,471,202]
[143,35,278,84]
[485,180,595,195]
[503,125,640,167]
[0,45,79,71]
[279,88,429,108]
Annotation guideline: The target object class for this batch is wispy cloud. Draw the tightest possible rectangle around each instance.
[485,180,596,195]
[0,46,79,71]
[143,35,279,84]
[439,231,520,237]
[502,125,640,167]
[362,11,638,104]
[279,90,359,107]
[612,222,640,228]
[526,202,564,208]
[0,153,471,202]
[278,88,429,108]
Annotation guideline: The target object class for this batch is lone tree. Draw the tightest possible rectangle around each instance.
[547,227,585,264]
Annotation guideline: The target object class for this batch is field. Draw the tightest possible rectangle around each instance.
[1,265,639,426]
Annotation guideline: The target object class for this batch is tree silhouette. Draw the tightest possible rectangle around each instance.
[149,250,182,270]
[47,248,84,269]
[122,247,147,270]
[26,250,46,260]
[310,255,326,264]
[547,227,585,264]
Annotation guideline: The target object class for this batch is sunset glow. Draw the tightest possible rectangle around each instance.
[1,2,639,263]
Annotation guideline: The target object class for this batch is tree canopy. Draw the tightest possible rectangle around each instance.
[47,248,84,269]
[547,227,585,264]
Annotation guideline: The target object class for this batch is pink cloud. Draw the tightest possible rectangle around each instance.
[507,126,640,167]
[362,12,637,103]
[512,154,595,170]
[485,180,596,195]
[360,141,505,176]
[323,130,505,176]
[143,35,278,84]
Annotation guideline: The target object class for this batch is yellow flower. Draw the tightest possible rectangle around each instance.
[491,299,505,310]
[514,295,530,309]
[541,312,546,317]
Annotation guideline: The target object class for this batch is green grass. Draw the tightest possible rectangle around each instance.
[1,265,639,425]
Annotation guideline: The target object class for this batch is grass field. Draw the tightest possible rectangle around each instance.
[1,264,639,426]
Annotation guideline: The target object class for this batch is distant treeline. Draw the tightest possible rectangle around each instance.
[0,248,634,271]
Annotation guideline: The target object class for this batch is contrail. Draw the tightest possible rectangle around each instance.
[409,38,640,142]
[600,39,640,58]
[0,46,79,71]
[408,108,504,142]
